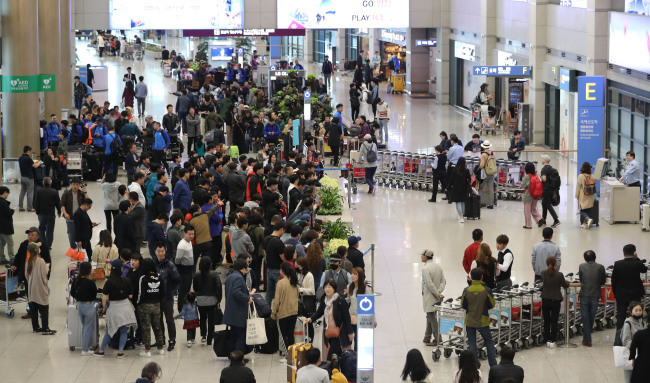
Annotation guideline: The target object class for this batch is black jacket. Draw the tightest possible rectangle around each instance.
[114,212,136,252]
[129,202,146,239]
[612,257,649,300]
[226,171,246,202]
[149,192,166,219]
[349,88,360,107]
[219,363,256,383]
[309,294,353,337]
[347,246,365,270]
[324,122,341,145]
[34,187,61,216]
[0,197,14,235]
[488,360,524,383]
[74,208,93,242]
[13,240,52,282]
[448,169,471,203]
[192,270,223,303]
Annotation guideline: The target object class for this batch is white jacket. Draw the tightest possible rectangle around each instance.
[422,260,446,313]
[377,102,391,119]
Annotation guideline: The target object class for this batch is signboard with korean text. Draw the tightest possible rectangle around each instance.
[577,76,606,168]
[472,66,532,77]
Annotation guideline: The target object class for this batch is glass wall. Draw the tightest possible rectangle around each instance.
[312,30,334,63]
[281,36,304,61]
[607,85,650,192]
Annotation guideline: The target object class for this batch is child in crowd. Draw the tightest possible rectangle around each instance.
[175,292,200,348]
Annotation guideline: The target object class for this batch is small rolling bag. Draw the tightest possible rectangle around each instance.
[286,320,311,383]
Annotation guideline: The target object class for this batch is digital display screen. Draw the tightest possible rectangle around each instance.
[277,0,408,29]
[626,0,650,15]
[357,328,374,369]
[609,12,650,74]
[109,0,243,29]
[211,47,234,61]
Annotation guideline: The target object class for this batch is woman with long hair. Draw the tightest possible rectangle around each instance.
[454,350,482,382]
[93,229,119,288]
[95,260,137,357]
[25,243,56,335]
[283,245,297,268]
[401,349,433,382]
[622,301,647,383]
[70,261,98,354]
[447,156,471,223]
[192,256,222,345]
[99,171,121,233]
[122,81,135,108]
[540,256,569,347]
[305,240,325,288]
[521,162,543,229]
[272,262,300,350]
[296,256,316,340]
[470,243,499,289]
[575,161,596,229]
[233,113,247,155]
[347,267,374,351]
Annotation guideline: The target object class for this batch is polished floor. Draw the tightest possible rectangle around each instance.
[0,38,640,382]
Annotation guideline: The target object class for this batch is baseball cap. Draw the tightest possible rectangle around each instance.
[25,227,39,235]
[27,242,41,254]
[422,249,434,259]
[329,255,342,262]
[145,114,153,119]
[348,236,361,246]
[111,259,124,272]
[300,214,312,221]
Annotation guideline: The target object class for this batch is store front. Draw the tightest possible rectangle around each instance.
[312,30,336,64]
[449,40,478,108]
[344,28,371,67]
[378,29,406,79]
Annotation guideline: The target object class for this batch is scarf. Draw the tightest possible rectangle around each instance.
[324,292,339,329]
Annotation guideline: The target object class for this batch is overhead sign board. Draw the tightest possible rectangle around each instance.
[472,66,532,77]
[455,42,476,61]
[577,76,606,168]
[277,0,409,29]
[1,74,56,93]
[109,0,243,29]
[416,40,437,47]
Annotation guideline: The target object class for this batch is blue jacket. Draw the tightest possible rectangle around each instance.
[333,110,344,133]
[146,221,166,259]
[263,123,281,139]
[202,203,223,237]
[145,174,158,206]
[46,123,61,143]
[152,128,170,151]
[223,270,250,327]
[92,124,108,148]
[103,132,122,155]
[237,68,246,83]
[173,179,191,212]
[226,67,235,81]
[155,182,173,212]
[176,301,199,321]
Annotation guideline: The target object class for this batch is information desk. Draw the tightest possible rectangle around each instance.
[600,178,640,224]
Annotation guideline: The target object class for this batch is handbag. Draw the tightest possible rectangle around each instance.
[92,267,106,280]
[613,346,634,370]
[212,326,231,357]
[299,294,317,317]
[246,304,268,345]
[325,324,341,339]
[65,247,85,262]
[252,293,271,318]
[215,303,224,325]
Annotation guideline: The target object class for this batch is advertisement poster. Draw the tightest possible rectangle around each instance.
[109,0,243,30]
[439,308,465,337]
[277,0,409,29]
[609,12,650,74]
[626,0,650,15]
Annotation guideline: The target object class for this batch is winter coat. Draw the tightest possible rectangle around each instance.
[186,113,201,138]
[575,173,595,210]
[0,197,14,235]
[447,169,471,203]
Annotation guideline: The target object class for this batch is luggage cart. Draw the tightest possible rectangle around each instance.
[415,155,427,191]
[395,152,406,188]
[514,283,544,348]
[424,155,435,192]
[67,147,83,179]
[376,150,386,186]
[134,43,143,60]
[0,268,27,318]
[377,150,391,186]
[404,153,414,189]
[387,151,398,186]
[349,160,366,194]
[433,299,467,362]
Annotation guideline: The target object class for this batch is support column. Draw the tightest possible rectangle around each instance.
[529,0,548,145]
[1,0,41,158]
[304,30,313,65]
[436,0,450,103]
[406,28,428,94]
[480,0,498,91]
[38,0,61,120]
[335,29,346,70]
[585,0,610,77]
[60,0,74,112]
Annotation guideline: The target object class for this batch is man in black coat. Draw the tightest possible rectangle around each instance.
[34,177,61,250]
[612,244,648,330]
[487,346,524,383]
[349,83,360,122]
[324,115,342,166]
[0,186,15,264]
[219,350,256,383]
[226,162,246,202]
[347,236,365,270]
[74,198,96,259]
[114,200,136,253]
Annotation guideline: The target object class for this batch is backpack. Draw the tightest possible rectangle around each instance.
[485,155,497,175]
[109,133,124,158]
[205,129,217,143]
[551,188,561,206]
[365,143,377,163]
[547,167,561,189]
[365,91,372,105]
[349,125,360,137]
[528,175,543,199]
[388,59,395,70]
[584,175,597,196]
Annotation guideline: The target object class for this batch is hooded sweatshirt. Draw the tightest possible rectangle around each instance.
[622,316,647,349]
[100,181,122,210]
[231,229,254,258]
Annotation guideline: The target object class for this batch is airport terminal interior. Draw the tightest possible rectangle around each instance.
[2,0,650,382]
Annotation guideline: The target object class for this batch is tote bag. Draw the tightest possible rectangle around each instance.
[246,304,268,345]
[613,346,634,370]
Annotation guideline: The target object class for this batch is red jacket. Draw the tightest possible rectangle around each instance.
[463,241,481,274]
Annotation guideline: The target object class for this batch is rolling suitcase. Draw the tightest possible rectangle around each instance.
[286,320,311,383]
[589,199,599,227]
[642,203,650,231]
[256,317,279,354]
[465,194,481,220]
[67,303,99,351]
[339,350,358,382]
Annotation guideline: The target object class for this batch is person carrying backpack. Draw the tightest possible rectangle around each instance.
[521,162,543,229]
[575,161,596,229]
[478,141,496,209]
[539,155,561,228]
[359,134,378,195]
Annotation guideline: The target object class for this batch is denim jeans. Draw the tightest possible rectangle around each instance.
[65,220,76,249]
[19,177,34,210]
[101,325,128,352]
[580,209,591,224]
[78,302,97,352]
[580,295,599,344]
[37,214,56,249]
[136,97,146,116]
[466,326,497,368]
[365,166,377,192]
[456,202,465,217]
[378,118,389,143]
[74,96,83,113]
[266,268,281,306]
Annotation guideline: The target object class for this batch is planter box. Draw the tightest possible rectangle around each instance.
[317,186,352,224]
[145,49,161,59]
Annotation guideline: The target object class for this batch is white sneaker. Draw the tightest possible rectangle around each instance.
[81,350,93,356]
[581,223,588,229]
[459,218,465,223]
[201,337,207,344]
[139,351,152,358]
[154,348,165,355]
[547,342,556,348]
[586,219,593,229]
[187,341,193,348]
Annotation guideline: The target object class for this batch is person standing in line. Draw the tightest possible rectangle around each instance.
[495,235,514,289]
[61,179,89,249]
[193,256,222,346]
[135,76,148,117]
[421,249,446,347]
[223,258,253,353]
[175,225,195,312]
[18,146,43,212]
[154,242,179,351]
[359,134,378,195]
[272,261,300,349]
[446,156,471,223]
[461,268,497,368]
[0,186,15,264]
[540,256,569,348]
[34,177,61,250]
[25,242,56,335]
[99,172,121,233]
[428,145,447,203]
[620,151,643,187]
[321,55,334,89]
[136,258,166,358]
[531,227,561,283]
[578,250,606,347]
[539,154,561,228]
[575,161,596,229]
[74,198,98,259]
[622,301,647,383]
[264,222,287,306]
[128,191,146,252]
[612,244,648,331]
[186,107,201,156]
[70,261,98,355]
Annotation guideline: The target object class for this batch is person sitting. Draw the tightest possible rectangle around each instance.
[296,348,329,383]
[487,346,524,383]
[218,350,256,383]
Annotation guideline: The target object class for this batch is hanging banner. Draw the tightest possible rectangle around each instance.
[577,76,605,168]
[1,74,57,93]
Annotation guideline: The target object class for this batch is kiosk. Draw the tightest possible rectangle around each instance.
[357,294,375,383]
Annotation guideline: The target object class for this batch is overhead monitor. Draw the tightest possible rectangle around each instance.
[609,12,650,74]
[109,0,243,29]
[277,0,409,29]
[211,47,235,61]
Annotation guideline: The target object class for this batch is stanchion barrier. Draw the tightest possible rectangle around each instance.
[559,286,578,348]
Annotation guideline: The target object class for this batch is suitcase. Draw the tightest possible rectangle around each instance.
[163,64,171,77]
[589,199,599,227]
[287,321,312,383]
[642,203,650,231]
[67,303,99,351]
[465,194,481,220]
[256,317,279,354]
[339,350,358,382]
